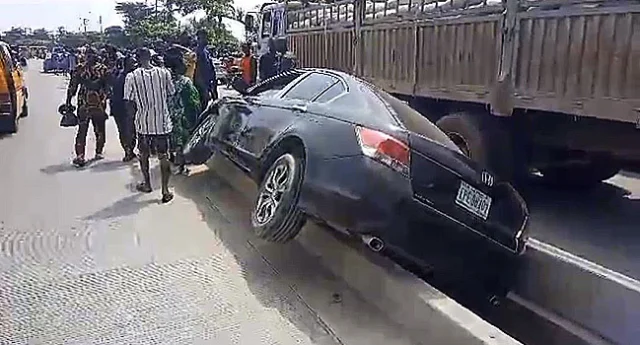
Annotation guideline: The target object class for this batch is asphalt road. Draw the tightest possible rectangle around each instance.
[0,63,420,344]
[523,167,640,279]
[2,62,638,344]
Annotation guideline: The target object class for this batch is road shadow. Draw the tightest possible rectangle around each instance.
[40,158,133,175]
[520,176,640,278]
[0,133,17,141]
[82,164,160,221]
[83,193,157,221]
[171,163,350,345]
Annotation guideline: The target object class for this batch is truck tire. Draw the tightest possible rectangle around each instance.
[539,161,621,188]
[436,112,524,182]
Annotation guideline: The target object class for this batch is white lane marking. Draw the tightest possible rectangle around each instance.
[527,238,640,293]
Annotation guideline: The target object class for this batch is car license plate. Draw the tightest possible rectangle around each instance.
[455,181,492,220]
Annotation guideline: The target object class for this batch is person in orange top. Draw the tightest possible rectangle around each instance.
[240,43,257,87]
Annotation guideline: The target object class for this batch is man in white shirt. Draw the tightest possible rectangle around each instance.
[124,47,176,203]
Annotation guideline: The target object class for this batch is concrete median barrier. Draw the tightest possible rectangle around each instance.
[208,155,521,345]
[513,239,640,345]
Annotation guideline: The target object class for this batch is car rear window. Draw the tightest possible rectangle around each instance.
[369,86,460,151]
[283,73,339,102]
[313,81,345,103]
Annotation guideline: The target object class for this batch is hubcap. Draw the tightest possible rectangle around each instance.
[254,156,294,226]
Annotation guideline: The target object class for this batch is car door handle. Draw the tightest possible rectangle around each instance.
[291,104,307,113]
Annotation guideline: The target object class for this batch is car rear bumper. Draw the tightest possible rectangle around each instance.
[298,154,526,293]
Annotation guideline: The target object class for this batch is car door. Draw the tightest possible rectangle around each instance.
[220,72,342,173]
[214,71,306,172]
[242,72,343,158]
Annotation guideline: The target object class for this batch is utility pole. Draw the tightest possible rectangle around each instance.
[80,17,89,34]
[99,15,103,33]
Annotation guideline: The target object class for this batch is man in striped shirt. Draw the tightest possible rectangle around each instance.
[124,47,176,203]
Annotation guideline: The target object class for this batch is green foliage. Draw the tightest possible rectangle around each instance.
[1,27,28,45]
[165,0,234,18]
[0,0,243,50]
[57,31,104,48]
[116,1,180,47]
[31,28,51,41]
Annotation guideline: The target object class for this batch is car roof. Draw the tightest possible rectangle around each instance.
[291,68,458,149]
[289,68,401,128]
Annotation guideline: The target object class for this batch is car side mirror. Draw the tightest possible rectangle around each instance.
[231,77,250,95]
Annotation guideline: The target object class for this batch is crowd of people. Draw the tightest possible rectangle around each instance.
[63,31,225,203]
[61,31,297,204]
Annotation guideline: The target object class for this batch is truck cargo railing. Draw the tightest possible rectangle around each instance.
[287,0,640,124]
[288,0,507,32]
[288,0,635,31]
[288,0,356,32]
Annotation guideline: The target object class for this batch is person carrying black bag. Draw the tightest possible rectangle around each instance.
[65,47,110,168]
[110,54,137,162]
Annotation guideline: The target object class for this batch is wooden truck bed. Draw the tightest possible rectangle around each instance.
[287,0,640,124]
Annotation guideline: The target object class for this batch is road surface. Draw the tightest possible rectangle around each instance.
[2,62,638,345]
[0,63,420,344]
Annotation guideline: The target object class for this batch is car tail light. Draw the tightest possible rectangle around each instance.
[355,126,410,175]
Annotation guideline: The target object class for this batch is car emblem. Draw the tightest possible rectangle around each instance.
[481,171,494,187]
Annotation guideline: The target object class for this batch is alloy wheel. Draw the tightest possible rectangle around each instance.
[254,155,295,226]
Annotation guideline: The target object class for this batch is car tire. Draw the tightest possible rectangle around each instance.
[436,112,526,182]
[251,152,306,243]
[539,160,621,189]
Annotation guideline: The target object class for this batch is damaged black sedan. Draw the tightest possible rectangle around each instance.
[184,69,529,296]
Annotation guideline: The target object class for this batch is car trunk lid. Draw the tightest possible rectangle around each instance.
[408,133,528,254]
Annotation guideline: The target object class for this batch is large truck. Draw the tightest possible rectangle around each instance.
[246,0,640,187]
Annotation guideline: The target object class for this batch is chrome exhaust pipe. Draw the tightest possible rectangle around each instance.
[361,234,384,252]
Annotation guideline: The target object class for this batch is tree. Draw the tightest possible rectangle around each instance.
[57,31,102,48]
[115,2,154,27]
[2,27,27,45]
[116,1,179,46]
[31,28,51,41]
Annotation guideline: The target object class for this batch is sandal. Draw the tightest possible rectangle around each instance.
[72,157,86,168]
[136,182,152,193]
[161,192,174,204]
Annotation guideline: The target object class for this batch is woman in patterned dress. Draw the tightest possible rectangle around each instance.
[165,53,201,174]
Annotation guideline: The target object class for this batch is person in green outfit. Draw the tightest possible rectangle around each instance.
[165,53,201,174]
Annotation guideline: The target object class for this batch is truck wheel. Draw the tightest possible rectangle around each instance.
[539,161,621,188]
[436,112,524,182]
[251,152,306,243]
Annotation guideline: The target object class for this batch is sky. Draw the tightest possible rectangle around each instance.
[0,0,265,39]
